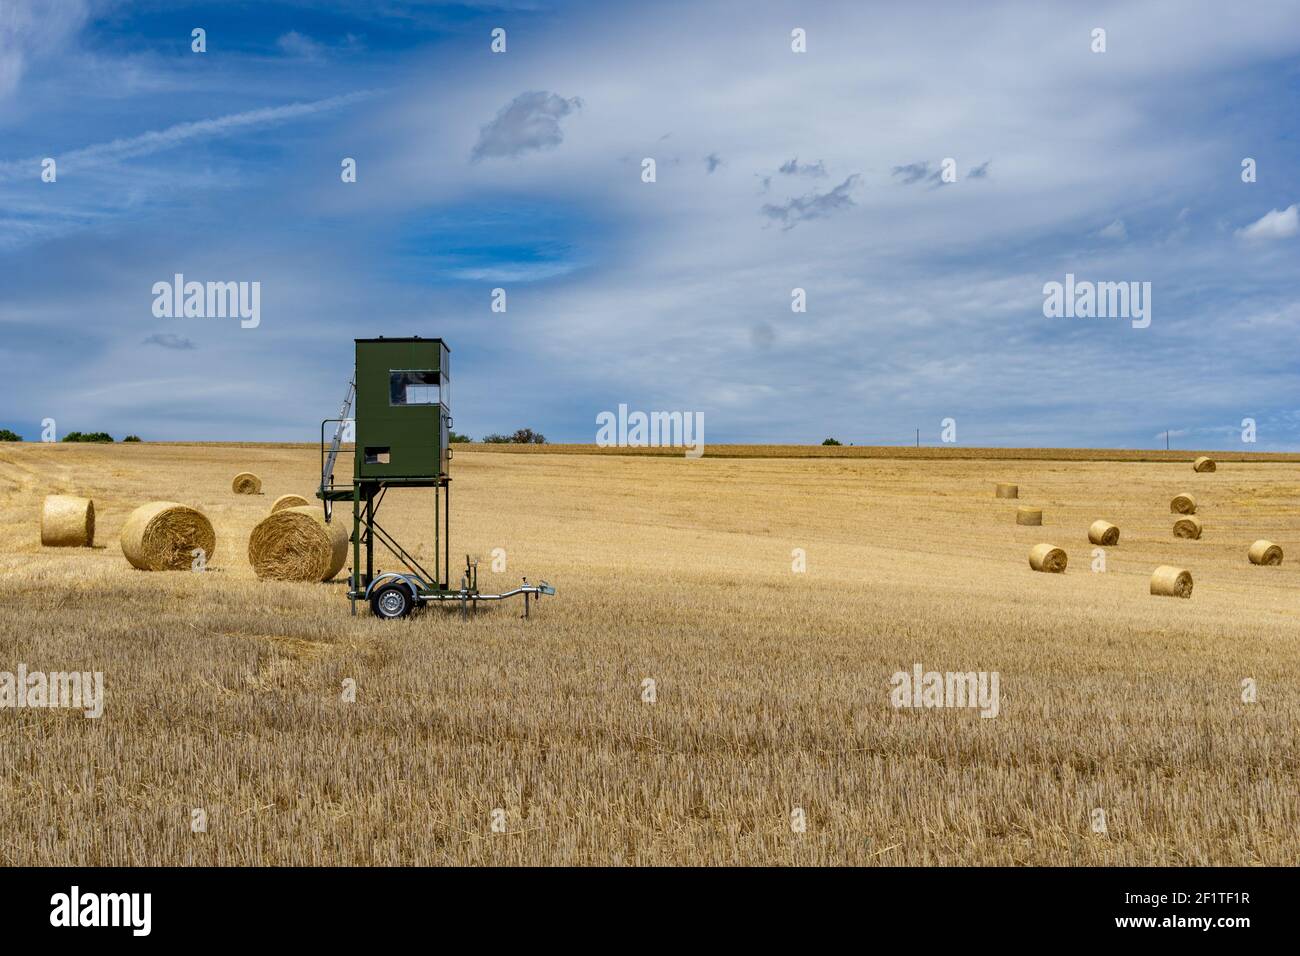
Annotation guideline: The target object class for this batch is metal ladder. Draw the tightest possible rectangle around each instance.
[320,376,355,520]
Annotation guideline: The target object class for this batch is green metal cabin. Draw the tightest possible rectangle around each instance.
[353,336,450,481]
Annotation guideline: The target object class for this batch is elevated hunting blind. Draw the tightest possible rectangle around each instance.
[354,337,451,481]
[318,335,554,619]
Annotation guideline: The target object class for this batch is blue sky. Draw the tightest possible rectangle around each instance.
[1,0,1298,447]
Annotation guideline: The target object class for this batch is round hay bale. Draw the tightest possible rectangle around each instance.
[120,501,215,571]
[1028,543,1067,573]
[1170,493,1196,515]
[41,495,95,547]
[1192,456,1216,473]
[232,472,262,495]
[1248,540,1283,566]
[995,483,1019,499]
[270,493,311,514]
[1088,520,1119,546]
[1173,516,1203,540]
[1016,507,1043,526]
[248,506,348,582]
[1150,565,1193,598]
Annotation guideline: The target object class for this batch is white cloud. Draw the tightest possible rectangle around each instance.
[1236,204,1298,240]
[1097,219,1127,240]
[470,91,582,162]
[277,31,326,60]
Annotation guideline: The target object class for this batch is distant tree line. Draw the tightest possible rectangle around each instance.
[0,430,144,442]
[449,429,547,444]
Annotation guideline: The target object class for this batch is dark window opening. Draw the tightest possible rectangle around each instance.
[390,370,441,406]
[364,447,391,465]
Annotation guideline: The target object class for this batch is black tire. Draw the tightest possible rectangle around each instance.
[370,582,414,619]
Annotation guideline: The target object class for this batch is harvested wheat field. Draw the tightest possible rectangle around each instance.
[0,441,1298,866]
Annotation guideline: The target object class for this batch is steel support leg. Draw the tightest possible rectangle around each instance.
[364,488,374,588]
[350,483,360,616]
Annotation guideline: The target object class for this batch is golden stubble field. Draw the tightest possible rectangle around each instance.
[0,441,1297,866]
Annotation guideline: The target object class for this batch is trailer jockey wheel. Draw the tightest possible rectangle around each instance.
[370,583,414,619]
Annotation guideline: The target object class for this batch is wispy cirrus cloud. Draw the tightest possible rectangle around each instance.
[277,31,327,59]
[0,0,89,99]
[1097,219,1127,240]
[0,91,376,180]
[276,30,364,60]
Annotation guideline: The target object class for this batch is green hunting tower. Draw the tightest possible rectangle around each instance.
[354,336,451,481]
[319,335,552,619]
[319,336,453,613]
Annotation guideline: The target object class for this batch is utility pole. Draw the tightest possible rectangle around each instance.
[915,428,919,448]
[1166,431,1170,450]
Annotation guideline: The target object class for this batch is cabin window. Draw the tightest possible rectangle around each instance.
[390,370,441,406]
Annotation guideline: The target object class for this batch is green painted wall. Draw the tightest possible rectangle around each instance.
[353,337,449,480]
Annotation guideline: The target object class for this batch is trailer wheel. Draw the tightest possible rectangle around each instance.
[370,583,414,619]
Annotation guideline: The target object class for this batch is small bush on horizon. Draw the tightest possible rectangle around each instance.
[482,429,546,444]
[822,438,842,446]
[62,432,115,443]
